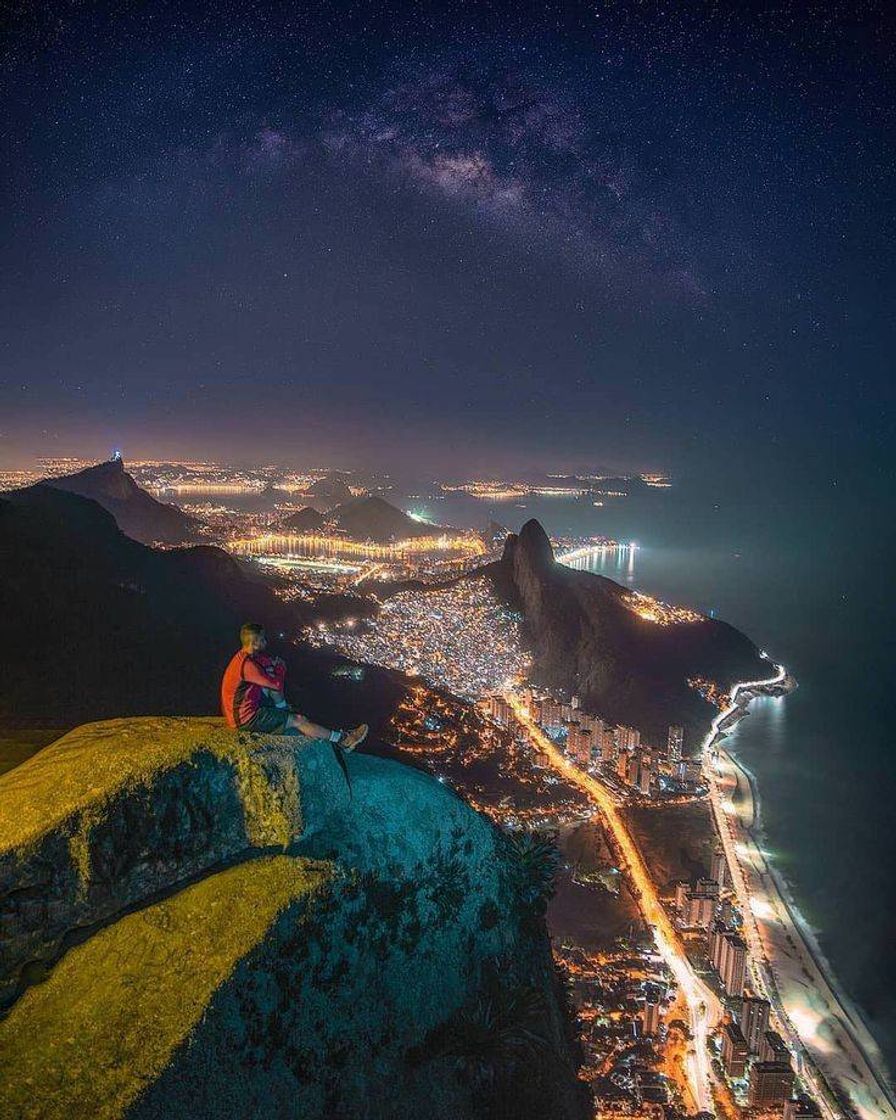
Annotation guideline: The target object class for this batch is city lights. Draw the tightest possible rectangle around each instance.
[506,694,720,1115]
[627,591,703,626]
[310,576,531,700]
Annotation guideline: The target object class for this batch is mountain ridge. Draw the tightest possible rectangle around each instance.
[24,457,204,546]
[276,506,327,533]
[484,519,766,746]
[0,485,392,729]
[325,494,445,543]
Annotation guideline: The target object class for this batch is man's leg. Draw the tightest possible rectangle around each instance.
[284,711,368,750]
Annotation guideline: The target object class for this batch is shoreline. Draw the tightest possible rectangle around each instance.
[704,665,896,1120]
[729,749,894,1087]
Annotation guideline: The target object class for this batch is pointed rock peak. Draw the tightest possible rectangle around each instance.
[60,457,138,499]
[517,518,555,568]
[501,531,519,563]
[79,457,125,477]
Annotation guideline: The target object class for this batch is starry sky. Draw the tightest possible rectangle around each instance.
[1,1,894,481]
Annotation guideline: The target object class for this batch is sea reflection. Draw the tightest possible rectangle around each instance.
[559,543,638,585]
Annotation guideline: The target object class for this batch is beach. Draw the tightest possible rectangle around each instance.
[705,673,896,1120]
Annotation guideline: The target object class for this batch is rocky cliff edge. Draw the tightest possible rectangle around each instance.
[0,718,588,1120]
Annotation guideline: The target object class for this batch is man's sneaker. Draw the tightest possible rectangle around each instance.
[341,723,369,751]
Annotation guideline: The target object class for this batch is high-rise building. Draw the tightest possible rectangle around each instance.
[638,757,652,795]
[642,994,661,1036]
[759,1029,790,1065]
[739,993,771,1054]
[541,699,563,732]
[783,1097,822,1119]
[710,921,730,972]
[710,845,728,889]
[487,694,511,726]
[695,877,720,900]
[566,723,593,766]
[667,725,684,762]
[596,727,616,763]
[691,895,716,930]
[721,934,747,996]
[616,751,630,780]
[615,725,641,752]
[749,1062,795,1109]
[678,881,719,930]
[577,712,604,737]
[721,1021,749,1079]
[711,926,747,996]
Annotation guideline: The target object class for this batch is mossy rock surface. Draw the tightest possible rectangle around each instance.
[0,856,333,1120]
[0,717,307,854]
[0,718,591,1120]
[0,718,349,1003]
[0,729,60,777]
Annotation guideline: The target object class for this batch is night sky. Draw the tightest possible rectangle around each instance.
[2,2,893,480]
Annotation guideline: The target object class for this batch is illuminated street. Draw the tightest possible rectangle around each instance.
[229,529,486,562]
[506,694,722,1115]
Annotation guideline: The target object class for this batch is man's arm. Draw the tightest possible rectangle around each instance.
[241,657,286,691]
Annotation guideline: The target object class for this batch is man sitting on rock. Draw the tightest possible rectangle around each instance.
[221,622,368,749]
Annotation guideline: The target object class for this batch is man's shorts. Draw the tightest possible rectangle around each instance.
[241,705,290,735]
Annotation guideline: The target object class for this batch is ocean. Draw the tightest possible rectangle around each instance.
[421,471,896,1070]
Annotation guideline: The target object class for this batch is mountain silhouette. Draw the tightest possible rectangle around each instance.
[485,519,766,745]
[277,507,326,533]
[307,473,353,507]
[325,495,443,543]
[0,485,396,729]
[25,458,203,546]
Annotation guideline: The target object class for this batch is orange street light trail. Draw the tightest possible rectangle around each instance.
[506,694,721,1116]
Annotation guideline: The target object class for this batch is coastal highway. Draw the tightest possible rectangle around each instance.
[703,664,896,1120]
[506,694,721,1116]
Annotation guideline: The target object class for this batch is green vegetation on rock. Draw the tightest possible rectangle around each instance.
[0,854,333,1120]
[0,729,61,777]
[0,716,591,1120]
[0,717,305,860]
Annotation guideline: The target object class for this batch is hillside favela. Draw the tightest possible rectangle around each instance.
[2,4,894,1120]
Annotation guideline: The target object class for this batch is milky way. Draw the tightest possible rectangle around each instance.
[1,2,893,475]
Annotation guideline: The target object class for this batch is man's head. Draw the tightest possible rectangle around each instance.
[240,622,267,653]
